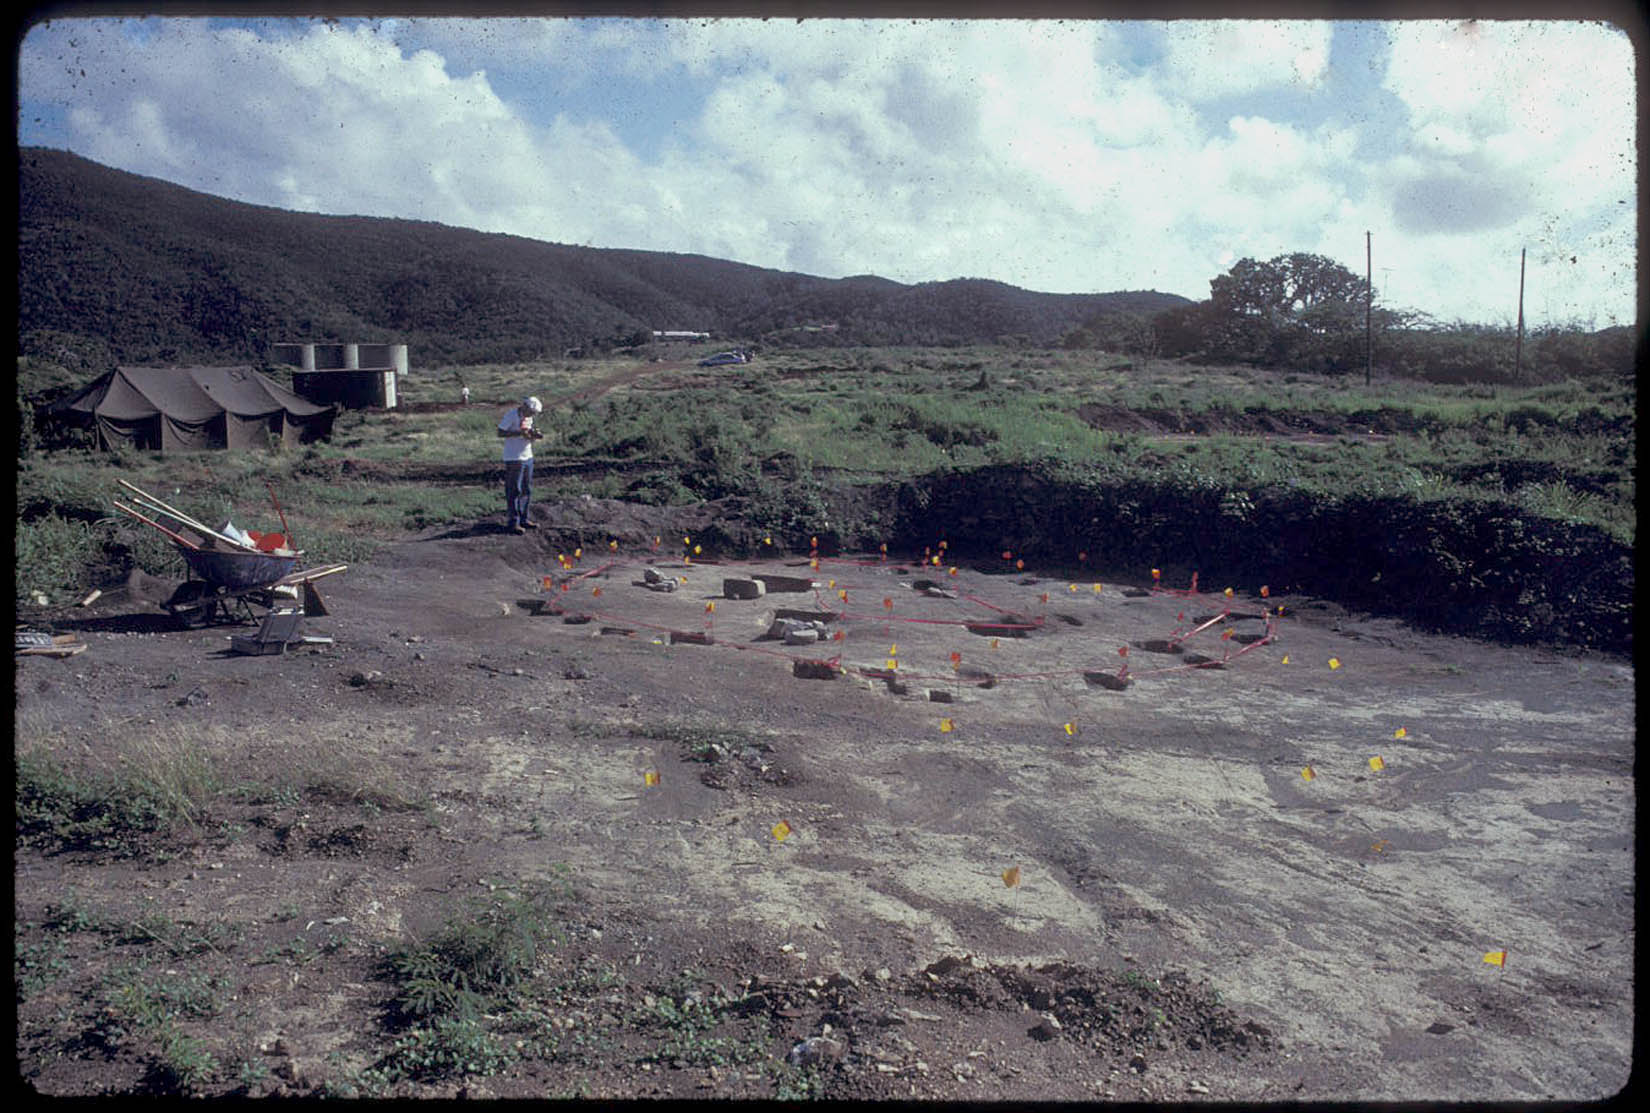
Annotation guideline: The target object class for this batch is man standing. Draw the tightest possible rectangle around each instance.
[497,396,544,533]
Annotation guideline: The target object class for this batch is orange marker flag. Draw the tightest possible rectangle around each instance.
[950,651,962,670]
[1368,755,1386,771]
[1015,559,1025,570]
[772,820,792,842]
[705,601,716,614]
[810,535,818,549]
[653,535,661,548]
[1483,950,1507,968]
[1329,657,1342,670]
[883,597,893,611]
[541,575,554,591]
[880,542,888,555]
[1301,765,1317,782]
[592,586,602,597]
[644,770,660,787]
[1393,727,1408,739]
[832,630,845,641]
[990,638,1000,650]
[838,589,848,603]
[1260,585,1270,598]
[1118,645,1129,658]
[1002,866,1021,888]
[940,717,955,733]
[948,565,959,577]
[1224,587,1234,599]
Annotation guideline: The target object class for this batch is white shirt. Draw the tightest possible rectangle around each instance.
[499,406,537,462]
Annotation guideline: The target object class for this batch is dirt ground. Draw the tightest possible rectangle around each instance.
[14,504,1636,1100]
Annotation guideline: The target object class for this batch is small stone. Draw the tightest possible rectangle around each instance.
[1187,1080,1210,1094]
[1130,1053,1148,1073]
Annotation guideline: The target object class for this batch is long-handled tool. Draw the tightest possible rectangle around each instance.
[116,478,250,550]
[111,500,202,550]
[265,480,294,549]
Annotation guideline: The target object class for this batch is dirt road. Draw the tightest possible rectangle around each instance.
[14,505,1634,1099]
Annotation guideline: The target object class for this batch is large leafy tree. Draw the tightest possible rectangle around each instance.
[1202,252,1384,372]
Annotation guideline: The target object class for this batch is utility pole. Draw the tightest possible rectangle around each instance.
[1365,231,1373,387]
[1514,247,1526,380]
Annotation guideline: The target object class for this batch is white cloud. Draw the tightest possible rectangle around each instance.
[1157,21,1333,100]
[14,16,1635,325]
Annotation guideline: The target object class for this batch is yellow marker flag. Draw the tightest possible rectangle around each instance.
[1371,839,1389,854]
[811,558,820,570]
[1002,866,1021,888]
[1301,765,1317,782]
[949,566,959,577]
[1394,727,1408,739]
[694,544,702,555]
[1069,583,1078,593]
[1483,950,1507,968]
[1224,587,1234,599]
[889,643,897,655]
[1092,583,1102,593]
[990,638,999,650]
[574,547,582,558]
[1329,657,1342,670]
[683,536,691,546]
[886,658,898,671]
[1282,654,1291,664]
[772,820,792,842]
[1151,567,1161,581]
[644,770,660,787]
[940,717,955,733]
[764,535,773,545]
[1063,722,1076,736]
[609,539,619,551]
[838,589,848,603]
[931,555,941,566]
[705,601,716,614]
[1369,755,1386,771]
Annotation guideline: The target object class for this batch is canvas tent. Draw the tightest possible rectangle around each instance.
[44,366,335,452]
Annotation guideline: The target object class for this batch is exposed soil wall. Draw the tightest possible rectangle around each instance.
[804,465,1630,656]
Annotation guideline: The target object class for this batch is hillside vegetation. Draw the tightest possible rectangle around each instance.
[18,147,1184,365]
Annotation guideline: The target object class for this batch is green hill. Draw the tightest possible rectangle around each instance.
[17,147,1191,365]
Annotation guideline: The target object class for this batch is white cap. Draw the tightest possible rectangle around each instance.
[523,396,543,414]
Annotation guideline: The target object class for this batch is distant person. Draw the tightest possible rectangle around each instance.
[460,385,470,405]
[497,396,544,533]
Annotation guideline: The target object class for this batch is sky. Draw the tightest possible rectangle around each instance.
[15,13,1640,328]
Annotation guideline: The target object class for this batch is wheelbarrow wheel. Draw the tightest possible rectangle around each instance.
[165,581,220,628]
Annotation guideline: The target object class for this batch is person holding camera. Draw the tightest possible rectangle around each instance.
[497,395,545,533]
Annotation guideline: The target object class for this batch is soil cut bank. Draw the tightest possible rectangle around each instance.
[14,509,1635,1100]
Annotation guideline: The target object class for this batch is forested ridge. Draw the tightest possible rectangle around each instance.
[17,147,1188,365]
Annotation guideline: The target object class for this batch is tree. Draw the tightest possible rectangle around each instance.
[1204,253,1380,372]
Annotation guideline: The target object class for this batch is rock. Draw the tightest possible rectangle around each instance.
[1130,1053,1148,1073]
[723,577,766,600]
[752,574,816,593]
[176,687,209,707]
[792,659,839,680]
[1029,1014,1061,1041]
[784,626,821,646]
[928,689,954,702]
[1187,1080,1210,1094]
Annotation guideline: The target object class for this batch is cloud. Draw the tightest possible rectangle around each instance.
[14,16,1635,325]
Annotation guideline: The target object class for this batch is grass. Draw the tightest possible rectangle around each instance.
[15,347,1635,610]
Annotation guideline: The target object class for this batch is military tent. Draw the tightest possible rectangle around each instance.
[44,366,336,452]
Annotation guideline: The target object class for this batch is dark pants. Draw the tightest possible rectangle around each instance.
[504,458,534,527]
